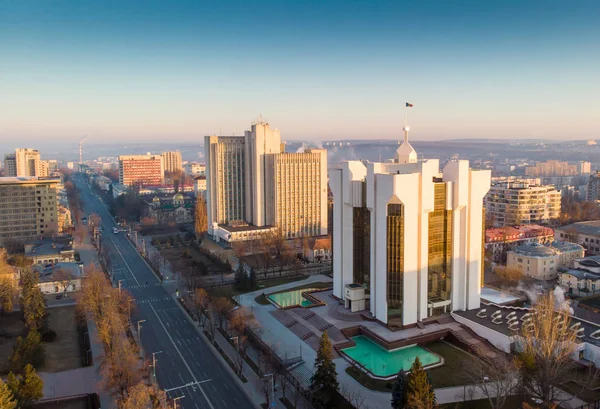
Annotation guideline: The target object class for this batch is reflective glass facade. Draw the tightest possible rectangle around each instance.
[353,206,371,290]
[427,183,452,316]
[387,203,404,320]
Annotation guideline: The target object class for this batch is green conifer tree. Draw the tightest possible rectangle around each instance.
[405,357,436,409]
[391,369,407,408]
[310,331,339,409]
[7,364,43,407]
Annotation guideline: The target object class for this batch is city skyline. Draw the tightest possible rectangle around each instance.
[1,0,599,147]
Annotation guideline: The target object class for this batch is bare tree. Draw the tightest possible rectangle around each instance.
[117,382,169,409]
[229,307,258,375]
[53,268,78,297]
[194,288,210,328]
[89,213,102,229]
[517,293,579,407]
[465,356,520,409]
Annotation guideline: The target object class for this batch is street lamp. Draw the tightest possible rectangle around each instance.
[264,373,275,408]
[128,298,135,321]
[137,320,146,343]
[173,396,184,409]
[152,351,163,380]
[118,279,125,294]
[230,336,239,356]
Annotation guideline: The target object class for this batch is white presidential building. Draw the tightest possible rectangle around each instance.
[330,124,491,328]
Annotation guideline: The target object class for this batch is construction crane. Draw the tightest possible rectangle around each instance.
[78,136,87,164]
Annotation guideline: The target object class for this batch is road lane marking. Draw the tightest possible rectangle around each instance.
[149,303,215,409]
[106,235,141,285]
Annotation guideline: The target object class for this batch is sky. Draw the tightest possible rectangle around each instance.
[1,0,599,150]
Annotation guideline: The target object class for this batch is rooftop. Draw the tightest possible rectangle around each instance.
[511,242,558,257]
[217,223,275,233]
[558,221,600,237]
[486,224,554,242]
[25,239,73,258]
[550,241,585,253]
[33,262,83,283]
[561,269,600,280]
[0,176,61,185]
[455,303,600,347]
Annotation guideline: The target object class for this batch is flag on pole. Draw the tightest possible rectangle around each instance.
[406,102,414,107]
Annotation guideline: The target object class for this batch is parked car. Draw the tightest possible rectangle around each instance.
[56,293,63,300]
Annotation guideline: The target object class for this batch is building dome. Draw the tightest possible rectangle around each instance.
[173,192,184,201]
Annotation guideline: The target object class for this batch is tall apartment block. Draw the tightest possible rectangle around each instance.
[330,127,491,327]
[485,181,561,227]
[161,151,182,174]
[205,118,328,244]
[118,155,164,186]
[0,177,60,245]
[3,149,43,177]
[525,160,591,177]
[588,171,600,201]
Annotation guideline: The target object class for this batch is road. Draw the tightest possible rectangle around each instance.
[74,176,255,409]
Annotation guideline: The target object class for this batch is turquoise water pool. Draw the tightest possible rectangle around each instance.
[268,288,319,308]
[341,336,441,378]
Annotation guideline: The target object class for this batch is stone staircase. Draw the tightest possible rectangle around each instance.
[450,325,502,362]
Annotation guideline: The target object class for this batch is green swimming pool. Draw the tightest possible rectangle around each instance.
[268,288,319,308]
[341,336,441,378]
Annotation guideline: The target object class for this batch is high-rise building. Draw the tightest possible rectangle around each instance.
[265,149,328,238]
[38,160,50,177]
[204,118,328,243]
[330,126,490,327]
[161,151,182,174]
[587,171,600,201]
[580,161,592,176]
[205,136,246,225]
[0,177,60,245]
[118,155,164,186]
[485,181,561,227]
[525,160,591,177]
[3,149,43,177]
[3,154,16,176]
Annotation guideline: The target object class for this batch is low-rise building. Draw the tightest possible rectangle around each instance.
[485,224,554,262]
[143,192,195,225]
[33,262,83,295]
[194,176,206,197]
[25,238,75,265]
[555,221,600,256]
[303,236,332,263]
[506,241,584,280]
[559,269,600,297]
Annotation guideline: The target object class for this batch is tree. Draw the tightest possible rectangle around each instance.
[100,337,141,400]
[118,382,168,409]
[465,357,520,409]
[213,297,233,329]
[53,268,78,297]
[89,213,102,228]
[9,330,45,373]
[391,370,407,409]
[248,267,257,290]
[405,357,436,409]
[517,292,579,407]
[229,307,258,376]
[20,269,47,331]
[7,364,44,407]
[0,275,16,314]
[0,378,17,409]
[234,264,247,291]
[194,288,210,328]
[194,195,207,241]
[310,331,339,409]
[492,266,523,288]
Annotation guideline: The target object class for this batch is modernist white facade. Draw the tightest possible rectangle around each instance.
[330,133,490,327]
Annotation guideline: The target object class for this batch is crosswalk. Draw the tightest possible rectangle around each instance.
[126,283,162,289]
[137,296,174,304]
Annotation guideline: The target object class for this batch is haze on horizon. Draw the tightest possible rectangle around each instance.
[1,0,599,148]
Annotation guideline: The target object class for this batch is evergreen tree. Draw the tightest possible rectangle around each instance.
[9,330,44,373]
[20,269,47,331]
[0,378,17,409]
[310,331,339,409]
[391,369,407,408]
[234,264,246,291]
[7,364,44,407]
[248,267,257,290]
[405,357,436,409]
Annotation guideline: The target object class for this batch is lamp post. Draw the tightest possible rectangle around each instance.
[137,320,146,343]
[230,336,239,356]
[152,351,163,380]
[264,373,275,408]
[118,279,124,294]
[128,298,134,321]
[173,396,184,409]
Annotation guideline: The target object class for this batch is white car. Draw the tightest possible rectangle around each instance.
[113,227,119,234]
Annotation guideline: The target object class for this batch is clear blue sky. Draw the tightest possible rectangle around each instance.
[1,0,599,147]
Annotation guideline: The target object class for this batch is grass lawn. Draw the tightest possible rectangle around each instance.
[345,341,486,391]
[41,305,83,372]
[427,341,484,388]
[0,312,27,374]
